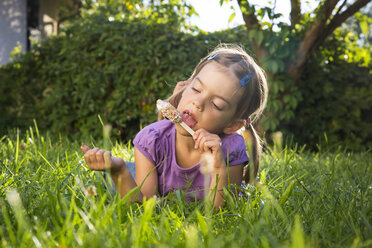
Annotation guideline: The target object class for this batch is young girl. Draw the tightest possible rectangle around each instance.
[81,44,268,207]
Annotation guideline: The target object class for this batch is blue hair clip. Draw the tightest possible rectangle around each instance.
[240,73,253,86]
[207,53,219,61]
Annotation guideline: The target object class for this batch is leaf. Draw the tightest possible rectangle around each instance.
[359,17,369,39]
[262,119,269,130]
[283,94,291,104]
[291,215,305,248]
[228,13,236,23]
[278,60,285,72]
[219,0,229,6]
[196,211,208,237]
[256,30,264,45]
[269,42,278,55]
[271,81,278,94]
[248,29,257,41]
[268,59,278,73]
[279,180,295,205]
[290,96,297,108]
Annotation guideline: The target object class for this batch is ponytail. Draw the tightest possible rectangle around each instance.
[243,123,261,184]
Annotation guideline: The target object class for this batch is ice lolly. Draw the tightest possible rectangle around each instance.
[156,99,194,135]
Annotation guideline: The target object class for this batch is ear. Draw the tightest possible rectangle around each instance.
[223,120,245,134]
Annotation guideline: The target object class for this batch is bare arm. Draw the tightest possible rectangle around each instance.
[193,130,244,208]
[134,147,158,199]
[209,163,244,208]
[227,163,244,186]
[81,145,158,202]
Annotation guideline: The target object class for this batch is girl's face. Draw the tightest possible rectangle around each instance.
[177,62,243,135]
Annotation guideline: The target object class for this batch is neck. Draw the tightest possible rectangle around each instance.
[174,125,201,168]
[175,128,195,152]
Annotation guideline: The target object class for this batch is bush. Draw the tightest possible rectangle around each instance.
[0,3,370,149]
[290,53,372,150]
[0,15,201,140]
[283,29,372,150]
[0,7,250,141]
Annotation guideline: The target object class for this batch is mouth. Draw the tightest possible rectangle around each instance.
[181,110,197,128]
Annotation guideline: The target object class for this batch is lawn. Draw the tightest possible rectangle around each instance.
[0,124,371,247]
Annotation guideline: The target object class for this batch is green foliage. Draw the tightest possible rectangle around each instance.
[224,0,371,150]
[238,6,371,149]
[289,31,372,150]
[0,3,205,141]
[258,29,302,132]
[1,1,370,150]
[0,1,252,142]
[0,129,371,247]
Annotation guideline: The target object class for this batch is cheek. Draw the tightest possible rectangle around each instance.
[208,111,231,127]
[216,110,236,125]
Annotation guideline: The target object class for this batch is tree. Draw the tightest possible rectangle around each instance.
[216,0,371,137]
[235,0,371,83]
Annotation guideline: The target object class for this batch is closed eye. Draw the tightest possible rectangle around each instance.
[212,102,222,110]
[192,87,201,93]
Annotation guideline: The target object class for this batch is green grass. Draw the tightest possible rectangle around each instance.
[0,125,371,247]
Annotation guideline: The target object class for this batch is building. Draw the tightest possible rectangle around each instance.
[0,0,79,65]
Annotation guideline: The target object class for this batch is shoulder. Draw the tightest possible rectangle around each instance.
[134,119,174,141]
[221,133,246,150]
[220,133,248,166]
[133,120,174,165]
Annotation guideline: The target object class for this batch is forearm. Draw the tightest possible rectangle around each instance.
[209,167,228,208]
[110,165,144,202]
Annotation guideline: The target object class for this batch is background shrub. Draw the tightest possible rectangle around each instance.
[0,3,370,149]
[289,33,372,150]
[0,8,249,141]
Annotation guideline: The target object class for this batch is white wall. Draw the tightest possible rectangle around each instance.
[0,0,27,65]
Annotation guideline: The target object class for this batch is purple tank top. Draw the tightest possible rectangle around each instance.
[133,120,248,201]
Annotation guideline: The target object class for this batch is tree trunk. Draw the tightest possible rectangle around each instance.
[287,0,371,83]
[290,0,301,26]
[237,0,371,84]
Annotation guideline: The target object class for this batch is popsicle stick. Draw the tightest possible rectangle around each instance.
[156,99,194,136]
[180,121,194,136]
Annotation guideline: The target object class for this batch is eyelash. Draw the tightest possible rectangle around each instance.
[191,86,222,110]
[212,102,222,110]
[191,87,200,93]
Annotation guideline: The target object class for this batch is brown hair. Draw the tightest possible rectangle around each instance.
[167,44,268,184]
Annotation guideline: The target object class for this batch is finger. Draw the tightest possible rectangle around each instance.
[173,82,183,94]
[180,80,190,87]
[193,132,200,149]
[198,136,207,153]
[203,141,212,153]
[193,131,199,140]
[195,133,203,150]
[81,145,91,153]
[86,147,98,155]
[194,129,206,146]
[104,151,112,169]
[96,149,105,165]
[203,140,218,153]
[174,81,189,94]
[84,152,90,164]
[88,148,100,163]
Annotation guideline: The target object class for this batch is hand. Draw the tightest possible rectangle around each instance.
[194,130,228,208]
[81,145,125,174]
[193,129,225,170]
[173,80,190,94]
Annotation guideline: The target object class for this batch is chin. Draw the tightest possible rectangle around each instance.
[175,125,193,136]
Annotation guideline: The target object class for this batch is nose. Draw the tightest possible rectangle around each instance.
[192,97,205,111]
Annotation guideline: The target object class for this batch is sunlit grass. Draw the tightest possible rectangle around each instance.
[0,124,371,247]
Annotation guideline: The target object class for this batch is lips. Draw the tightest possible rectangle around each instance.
[181,110,197,128]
